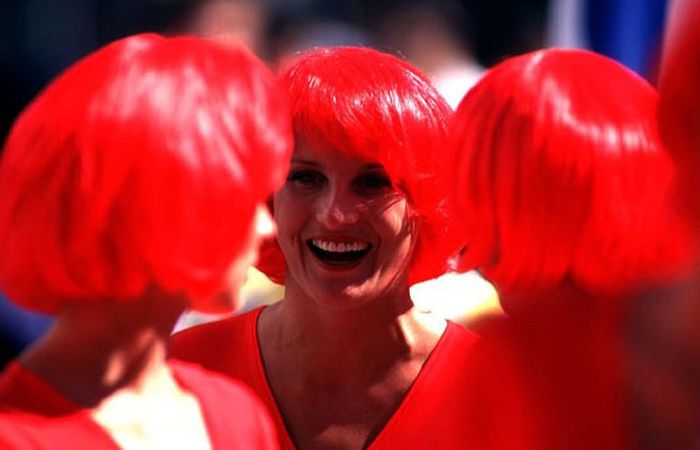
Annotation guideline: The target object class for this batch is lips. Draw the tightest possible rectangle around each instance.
[307,238,372,265]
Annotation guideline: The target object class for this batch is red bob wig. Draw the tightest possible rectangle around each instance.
[658,0,700,227]
[0,34,292,313]
[449,48,689,303]
[256,46,455,285]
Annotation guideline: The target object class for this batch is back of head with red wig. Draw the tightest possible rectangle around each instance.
[658,0,700,228]
[256,46,454,285]
[0,33,292,314]
[449,48,690,307]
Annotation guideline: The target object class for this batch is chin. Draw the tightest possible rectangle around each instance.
[310,278,398,313]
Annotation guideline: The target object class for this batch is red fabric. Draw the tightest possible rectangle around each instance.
[459,298,636,450]
[171,307,479,450]
[0,359,278,449]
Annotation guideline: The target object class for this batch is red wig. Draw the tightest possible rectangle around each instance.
[449,48,689,305]
[658,0,700,227]
[0,34,292,313]
[256,46,455,285]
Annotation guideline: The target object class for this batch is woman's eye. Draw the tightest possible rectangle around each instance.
[287,170,325,188]
[354,173,393,195]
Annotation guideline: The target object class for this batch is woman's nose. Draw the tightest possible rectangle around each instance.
[316,189,360,228]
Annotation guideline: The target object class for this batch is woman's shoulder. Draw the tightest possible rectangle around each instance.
[170,307,267,382]
[169,359,257,403]
[409,317,480,384]
[441,320,480,353]
[168,360,279,450]
[0,361,81,416]
[0,416,38,449]
[171,307,263,357]
[0,408,119,449]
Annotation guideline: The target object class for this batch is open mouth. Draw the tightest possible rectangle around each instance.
[307,239,372,265]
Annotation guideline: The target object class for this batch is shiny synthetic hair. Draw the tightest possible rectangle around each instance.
[658,0,700,226]
[256,46,454,285]
[0,33,292,313]
[449,48,689,303]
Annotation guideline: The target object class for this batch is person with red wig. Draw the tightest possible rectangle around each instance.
[632,0,700,447]
[172,46,478,450]
[0,33,292,449]
[659,0,700,225]
[447,48,691,449]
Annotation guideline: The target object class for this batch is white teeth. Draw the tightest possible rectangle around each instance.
[311,239,369,253]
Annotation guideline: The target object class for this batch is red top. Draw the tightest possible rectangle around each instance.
[459,297,636,450]
[172,307,480,450]
[0,359,279,449]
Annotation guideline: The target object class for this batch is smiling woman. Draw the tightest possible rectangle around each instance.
[172,46,478,450]
[274,145,414,311]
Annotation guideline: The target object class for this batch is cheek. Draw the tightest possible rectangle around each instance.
[273,193,304,245]
[382,200,413,239]
[375,200,415,258]
[388,210,409,237]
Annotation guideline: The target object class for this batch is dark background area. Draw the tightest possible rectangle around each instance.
[0,0,550,142]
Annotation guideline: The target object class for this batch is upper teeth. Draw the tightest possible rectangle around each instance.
[311,239,369,253]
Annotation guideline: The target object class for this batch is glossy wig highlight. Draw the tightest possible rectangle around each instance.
[449,49,689,305]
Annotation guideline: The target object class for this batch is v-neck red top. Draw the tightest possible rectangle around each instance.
[172,306,479,450]
[0,359,279,449]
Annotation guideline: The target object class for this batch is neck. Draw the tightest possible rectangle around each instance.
[260,280,445,386]
[20,288,187,407]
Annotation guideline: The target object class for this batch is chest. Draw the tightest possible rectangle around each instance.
[268,361,424,450]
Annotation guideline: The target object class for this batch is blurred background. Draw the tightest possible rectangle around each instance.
[0,0,671,366]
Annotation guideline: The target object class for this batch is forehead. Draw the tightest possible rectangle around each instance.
[292,143,384,172]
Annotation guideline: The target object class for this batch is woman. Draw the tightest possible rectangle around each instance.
[172,46,478,450]
[447,48,691,449]
[0,34,292,449]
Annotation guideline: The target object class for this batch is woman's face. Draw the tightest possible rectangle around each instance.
[273,143,415,310]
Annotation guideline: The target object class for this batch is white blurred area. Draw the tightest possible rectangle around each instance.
[410,271,501,326]
[174,267,283,332]
[176,267,501,332]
